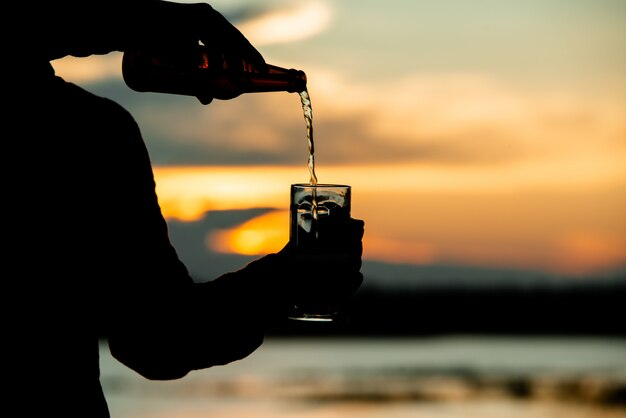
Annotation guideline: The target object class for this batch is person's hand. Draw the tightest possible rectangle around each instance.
[275,217,365,308]
[160,2,268,105]
[194,4,266,69]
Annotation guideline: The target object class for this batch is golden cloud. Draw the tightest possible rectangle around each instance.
[237,1,333,45]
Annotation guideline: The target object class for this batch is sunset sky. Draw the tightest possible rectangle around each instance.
[52,0,626,279]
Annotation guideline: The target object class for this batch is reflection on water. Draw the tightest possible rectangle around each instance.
[100,336,626,418]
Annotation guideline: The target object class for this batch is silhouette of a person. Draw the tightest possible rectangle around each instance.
[8,2,363,417]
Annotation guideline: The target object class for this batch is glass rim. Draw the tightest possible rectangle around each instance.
[291,183,350,189]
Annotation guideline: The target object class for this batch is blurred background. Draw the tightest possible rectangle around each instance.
[53,0,625,416]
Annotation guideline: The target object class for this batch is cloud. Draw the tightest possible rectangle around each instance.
[53,53,625,174]
[236,0,333,45]
[306,70,626,166]
[95,68,625,174]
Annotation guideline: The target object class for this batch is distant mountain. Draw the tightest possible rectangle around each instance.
[361,260,626,290]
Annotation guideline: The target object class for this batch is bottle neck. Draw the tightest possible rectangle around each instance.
[246,65,307,94]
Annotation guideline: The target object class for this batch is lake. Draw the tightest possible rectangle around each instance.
[100,336,626,418]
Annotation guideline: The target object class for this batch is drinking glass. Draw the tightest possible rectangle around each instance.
[287,183,352,322]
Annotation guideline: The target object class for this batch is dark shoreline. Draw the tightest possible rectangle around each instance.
[270,281,626,337]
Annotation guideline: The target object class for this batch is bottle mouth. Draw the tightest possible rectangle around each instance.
[290,69,307,93]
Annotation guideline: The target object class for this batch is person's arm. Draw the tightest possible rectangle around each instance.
[107,237,364,380]
[26,0,264,69]
[86,67,363,379]
[90,92,362,380]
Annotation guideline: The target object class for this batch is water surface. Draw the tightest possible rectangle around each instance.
[100,336,626,418]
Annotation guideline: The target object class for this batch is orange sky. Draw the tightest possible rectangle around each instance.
[51,0,626,278]
[152,164,626,276]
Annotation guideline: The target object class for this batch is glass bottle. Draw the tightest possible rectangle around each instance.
[122,46,307,104]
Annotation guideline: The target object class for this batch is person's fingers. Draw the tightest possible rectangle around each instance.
[350,218,365,240]
[343,218,364,258]
[198,3,267,70]
[347,271,364,296]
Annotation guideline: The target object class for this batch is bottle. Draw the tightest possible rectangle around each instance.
[122,46,307,104]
